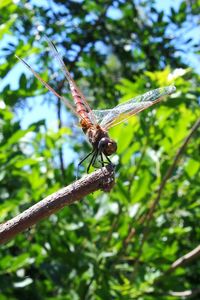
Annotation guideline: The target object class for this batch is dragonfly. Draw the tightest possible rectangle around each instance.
[16,38,176,173]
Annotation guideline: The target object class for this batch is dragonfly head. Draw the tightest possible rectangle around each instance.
[98,137,117,156]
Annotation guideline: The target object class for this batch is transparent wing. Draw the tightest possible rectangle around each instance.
[45,37,97,125]
[91,86,176,129]
[15,55,80,119]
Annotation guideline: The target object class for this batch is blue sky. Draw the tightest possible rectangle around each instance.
[156,0,181,12]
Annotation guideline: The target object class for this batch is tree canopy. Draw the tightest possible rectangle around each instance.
[0,0,200,299]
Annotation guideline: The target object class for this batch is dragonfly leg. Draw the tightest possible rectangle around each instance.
[105,155,113,165]
[93,152,105,169]
[100,152,105,167]
[100,152,110,176]
[97,153,111,166]
[87,150,99,173]
[76,149,95,179]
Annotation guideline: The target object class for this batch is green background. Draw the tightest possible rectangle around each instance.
[0,0,200,299]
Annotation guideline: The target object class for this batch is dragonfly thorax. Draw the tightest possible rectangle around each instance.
[98,137,117,156]
[86,125,117,156]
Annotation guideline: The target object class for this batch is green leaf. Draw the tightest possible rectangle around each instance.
[0,254,30,273]
[0,14,17,39]
[0,0,13,10]
[185,158,200,178]
[6,129,32,146]
[19,74,27,90]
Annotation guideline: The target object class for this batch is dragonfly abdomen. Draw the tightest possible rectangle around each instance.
[70,84,92,124]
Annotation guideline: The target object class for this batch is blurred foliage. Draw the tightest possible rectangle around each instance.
[0,0,200,299]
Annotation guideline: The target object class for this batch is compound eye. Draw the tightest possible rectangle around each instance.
[98,138,107,149]
[98,138,117,156]
[108,142,113,150]
[106,141,117,155]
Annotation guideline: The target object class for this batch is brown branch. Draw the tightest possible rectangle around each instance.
[0,165,115,244]
[132,288,200,299]
[154,244,200,287]
[168,289,200,298]
[171,245,200,269]
[131,246,200,298]
[166,244,200,274]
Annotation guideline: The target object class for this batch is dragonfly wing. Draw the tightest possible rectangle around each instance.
[15,55,80,118]
[45,37,97,124]
[97,86,176,129]
[89,109,113,124]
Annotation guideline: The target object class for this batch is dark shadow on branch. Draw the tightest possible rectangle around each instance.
[0,164,115,244]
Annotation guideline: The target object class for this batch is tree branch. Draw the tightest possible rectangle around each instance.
[166,244,200,274]
[0,165,115,244]
[153,244,200,287]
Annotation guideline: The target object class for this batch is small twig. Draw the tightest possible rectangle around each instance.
[132,117,200,275]
[0,165,115,244]
[153,244,200,289]
[168,289,200,298]
[170,244,200,270]
[166,244,200,275]
[146,117,200,224]
[128,288,200,299]
[129,246,200,298]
